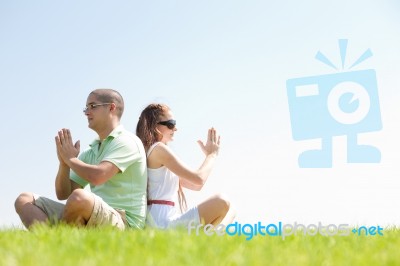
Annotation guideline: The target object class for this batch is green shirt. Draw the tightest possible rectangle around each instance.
[70,125,147,229]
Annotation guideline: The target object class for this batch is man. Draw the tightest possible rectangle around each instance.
[14,89,147,229]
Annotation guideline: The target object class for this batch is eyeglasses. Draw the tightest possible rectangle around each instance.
[158,119,176,129]
[83,103,112,113]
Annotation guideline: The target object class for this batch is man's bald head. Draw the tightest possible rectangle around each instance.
[89,89,124,119]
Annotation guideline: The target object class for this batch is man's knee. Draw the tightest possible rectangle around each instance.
[63,189,95,225]
[14,192,34,213]
[66,189,93,210]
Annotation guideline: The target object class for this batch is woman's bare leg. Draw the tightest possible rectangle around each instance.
[197,193,230,225]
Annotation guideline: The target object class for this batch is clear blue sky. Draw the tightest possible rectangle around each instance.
[1,1,399,228]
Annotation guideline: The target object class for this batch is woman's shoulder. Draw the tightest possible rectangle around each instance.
[147,142,176,168]
[148,142,170,156]
[152,142,174,154]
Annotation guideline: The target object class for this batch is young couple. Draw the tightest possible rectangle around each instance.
[15,89,232,230]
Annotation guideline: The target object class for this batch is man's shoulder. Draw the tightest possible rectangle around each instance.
[109,127,145,153]
[114,128,142,144]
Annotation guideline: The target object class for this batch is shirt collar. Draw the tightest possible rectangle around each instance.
[89,125,125,147]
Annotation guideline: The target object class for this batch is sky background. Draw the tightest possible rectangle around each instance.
[1,0,399,228]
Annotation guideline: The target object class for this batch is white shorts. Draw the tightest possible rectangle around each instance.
[146,204,200,229]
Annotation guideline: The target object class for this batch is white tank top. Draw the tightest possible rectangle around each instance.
[147,142,179,201]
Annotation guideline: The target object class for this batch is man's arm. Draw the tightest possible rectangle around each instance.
[55,132,82,200]
[67,159,119,186]
[55,163,82,200]
[56,128,119,186]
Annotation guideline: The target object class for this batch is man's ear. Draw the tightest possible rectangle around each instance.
[110,103,117,112]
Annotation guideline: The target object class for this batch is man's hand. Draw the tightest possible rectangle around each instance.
[56,145,68,167]
[55,128,80,166]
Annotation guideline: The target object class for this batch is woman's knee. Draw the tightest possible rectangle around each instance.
[211,193,230,214]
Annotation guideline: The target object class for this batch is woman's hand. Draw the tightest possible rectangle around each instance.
[197,128,220,156]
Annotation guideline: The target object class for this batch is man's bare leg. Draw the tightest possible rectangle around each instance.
[62,189,94,226]
[15,192,48,229]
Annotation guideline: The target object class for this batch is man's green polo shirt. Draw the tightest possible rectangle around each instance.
[70,125,147,229]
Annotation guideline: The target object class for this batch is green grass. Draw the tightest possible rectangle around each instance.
[1,225,399,266]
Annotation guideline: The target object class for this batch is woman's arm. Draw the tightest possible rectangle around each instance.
[149,128,220,191]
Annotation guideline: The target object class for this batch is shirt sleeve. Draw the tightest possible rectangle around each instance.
[101,134,143,173]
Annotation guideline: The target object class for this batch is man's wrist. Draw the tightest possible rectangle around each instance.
[59,161,69,169]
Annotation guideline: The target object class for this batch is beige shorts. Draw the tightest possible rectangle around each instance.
[33,193,127,229]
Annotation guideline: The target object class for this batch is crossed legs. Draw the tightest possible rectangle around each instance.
[14,189,95,229]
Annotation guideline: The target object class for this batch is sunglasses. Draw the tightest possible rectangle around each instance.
[83,103,112,113]
[158,119,176,129]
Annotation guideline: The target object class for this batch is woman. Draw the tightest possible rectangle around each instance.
[136,103,232,229]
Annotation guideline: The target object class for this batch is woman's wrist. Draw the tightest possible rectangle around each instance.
[207,153,218,158]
